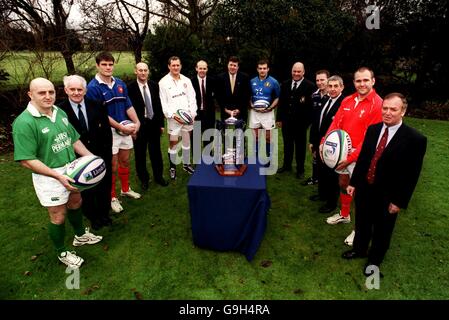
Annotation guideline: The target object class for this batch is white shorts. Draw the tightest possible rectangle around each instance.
[167,118,193,137]
[249,109,275,129]
[336,162,356,176]
[32,166,70,207]
[112,128,134,154]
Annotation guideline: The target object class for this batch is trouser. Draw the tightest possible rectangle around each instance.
[281,123,308,173]
[134,120,164,182]
[353,187,398,266]
[317,159,339,208]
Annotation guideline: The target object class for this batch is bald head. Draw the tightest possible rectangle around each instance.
[196,60,208,78]
[292,62,305,81]
[28,78,56,113]
[29,77,54,92]
[135,62,150,83]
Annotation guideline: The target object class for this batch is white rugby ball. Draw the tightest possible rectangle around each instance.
[116,120,136,136]
[173,109,193,125]
[65,155,106,191]
[253,99,270,110]
[322,129,352,171]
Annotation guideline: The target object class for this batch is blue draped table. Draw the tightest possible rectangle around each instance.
[187,162,271,261]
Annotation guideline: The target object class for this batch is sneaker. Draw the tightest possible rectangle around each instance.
[344,230,355,246]
[169,168,176,180]
[121,187,141,199]
[58,251,84,268]
[182,164,195,175]
[326,211,351,225]
[73,227,103,246]
[111,197,124,213]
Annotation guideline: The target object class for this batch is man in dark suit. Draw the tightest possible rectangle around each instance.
[215,56,251,122]
[128,62,168,190]
[304,70,330,186]
[276,62,316,178]
[59,75,113,230]
[342,92,427,277]
[191,60,216,133]
[309,75,345,213]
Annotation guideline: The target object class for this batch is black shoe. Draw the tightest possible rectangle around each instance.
[141,180,149,191]
[90,220,104,231]
[342,250,367,260]
[296,171,305,179]
[301,177,319,186]
[319,205,336,213]
[277,166,292,173]
[363,263,384,278]
[155,178,169,187]
[309,194,322,201]
[100,216,113,226]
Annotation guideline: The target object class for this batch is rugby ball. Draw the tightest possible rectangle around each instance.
[253,99,270,110]
[173,109,193,125]
[322,129,352,170]
[116,120,136,136]
[65,155,106,191]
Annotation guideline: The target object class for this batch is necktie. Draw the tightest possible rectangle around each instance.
[143,84,154,119]
[230,74,235,94]
[201,78,206,110]
[292,81,298,91]
[77,104,88,134]
[366,127,389,184]
[319,99,333,129]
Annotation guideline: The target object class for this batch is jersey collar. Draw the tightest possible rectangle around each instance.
[27,102,59,122]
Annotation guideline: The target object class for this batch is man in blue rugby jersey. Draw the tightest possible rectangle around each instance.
[249,59,281,167]
[86,52,141,213]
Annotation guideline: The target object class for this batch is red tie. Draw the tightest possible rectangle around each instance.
[201,78,206,110]
[367,127,389,184]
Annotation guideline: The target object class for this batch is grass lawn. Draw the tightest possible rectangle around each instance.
[0,117,448,300]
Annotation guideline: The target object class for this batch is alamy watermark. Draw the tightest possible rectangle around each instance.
[169,121,279,175]
[65,266,80,289]
[365,5,380,30]
[365,265,381,290]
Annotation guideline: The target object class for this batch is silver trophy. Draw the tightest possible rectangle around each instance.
[215,116,247,176]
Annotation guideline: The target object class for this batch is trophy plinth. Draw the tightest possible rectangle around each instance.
[215,117,247,176]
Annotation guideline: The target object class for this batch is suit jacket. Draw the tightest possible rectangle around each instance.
[277,78,316,127]
[127,80,165,131]
[191,75,216,124]
[215,71,251,121]
[350,122,427,209]
[309,94,345,147]
[58,97,112,161]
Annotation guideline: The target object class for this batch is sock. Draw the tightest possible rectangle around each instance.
[111,174,117,199]
[48,222,66,254]
[340,192,352,217]
[67,208,85,237]
[168,148,177,169]
[118,166,130,192]
[265,142,271,159]
[182,146,191,166]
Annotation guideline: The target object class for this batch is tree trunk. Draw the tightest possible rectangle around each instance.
[62,51,76,75]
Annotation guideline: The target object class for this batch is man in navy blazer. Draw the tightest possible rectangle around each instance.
[342,92,427,277]
[59,75,113,230]
[276,62,316,178]
[127,62,168,190]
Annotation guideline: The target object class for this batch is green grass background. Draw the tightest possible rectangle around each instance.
[0,116,448,300]
[1,51,137,89]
